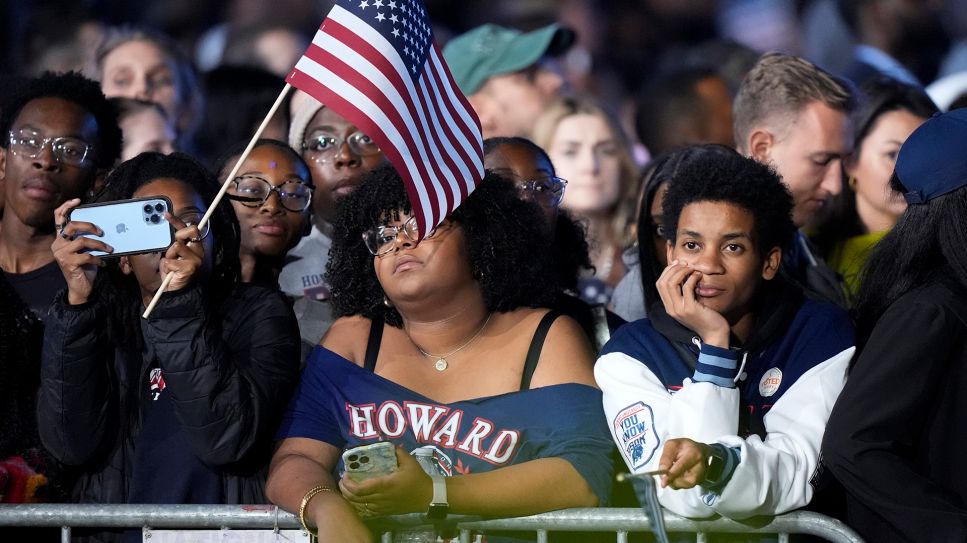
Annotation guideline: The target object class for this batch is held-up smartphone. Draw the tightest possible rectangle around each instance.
[342,442,398,482]
[68,197,175,258]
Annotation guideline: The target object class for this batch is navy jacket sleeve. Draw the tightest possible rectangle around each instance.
[822,295,967,540]
[37,292,117,466]
[141,284,301,466]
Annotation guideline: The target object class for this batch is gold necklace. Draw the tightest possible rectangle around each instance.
[409,313,493,371]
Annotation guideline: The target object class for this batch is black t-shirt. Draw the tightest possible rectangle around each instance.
[3,261,66,317]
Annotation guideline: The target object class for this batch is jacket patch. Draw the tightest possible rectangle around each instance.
[759,367,783,397]
[613,402,659,470]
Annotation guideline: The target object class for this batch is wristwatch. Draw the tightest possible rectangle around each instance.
[703,444,729,487]
[426,474,449,519]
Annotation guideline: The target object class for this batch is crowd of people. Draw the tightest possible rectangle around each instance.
[2,1,967,542]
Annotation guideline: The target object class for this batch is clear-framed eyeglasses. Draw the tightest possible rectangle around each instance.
[8,129,93,167]
[174,210,212,241]
[226,175,314,213]
[517,176,567,206]
[362,216,442,256]
[302,130,380,163]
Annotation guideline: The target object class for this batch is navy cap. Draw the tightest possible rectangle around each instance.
[896,109,967,204]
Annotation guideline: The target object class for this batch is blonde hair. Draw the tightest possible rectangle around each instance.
[532,96,640,247]
[733,52,854,154]
[96,26,203,140]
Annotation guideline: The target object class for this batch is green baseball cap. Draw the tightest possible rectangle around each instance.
[442,23,575,95]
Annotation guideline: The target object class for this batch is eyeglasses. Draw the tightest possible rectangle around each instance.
[362,216,442,256]
[226,175,314,212]
[302,131,380,163]
[516,176,567,206]
[8,130,93,167]
[176,211,212,241]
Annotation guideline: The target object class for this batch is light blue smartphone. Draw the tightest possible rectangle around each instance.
[68,197,175,258]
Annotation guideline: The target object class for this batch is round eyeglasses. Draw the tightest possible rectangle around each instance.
[362,216,441,256]
[302,131,380,163]
[226,175,314,212]
[517,176,567,207]
[8,130,93,167]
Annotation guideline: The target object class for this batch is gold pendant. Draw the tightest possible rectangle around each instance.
[434,358,448,371]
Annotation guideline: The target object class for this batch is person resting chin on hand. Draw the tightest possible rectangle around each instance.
[594,147,855,519]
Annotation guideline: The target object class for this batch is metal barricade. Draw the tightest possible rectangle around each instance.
[0,505,864,543]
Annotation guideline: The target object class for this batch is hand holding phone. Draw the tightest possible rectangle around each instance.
[52,198,116,305]
[342,442,398,483]
[67,197,175,258]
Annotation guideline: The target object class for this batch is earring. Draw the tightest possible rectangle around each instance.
[848,177,857,190]
[383,296,393,308]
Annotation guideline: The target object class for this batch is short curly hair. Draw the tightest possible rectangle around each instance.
[662,151,796,256]
[326,165,558,327]
[0,71,122,169]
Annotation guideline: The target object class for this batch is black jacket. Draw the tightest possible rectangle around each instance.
[38,283,300,519]
[822,279,967,542]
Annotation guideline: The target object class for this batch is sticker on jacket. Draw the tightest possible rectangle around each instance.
[613,402,660,470]
[759,367,783,397]
[149,368,166,401]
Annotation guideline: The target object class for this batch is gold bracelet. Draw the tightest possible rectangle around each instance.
[299,484,336,537]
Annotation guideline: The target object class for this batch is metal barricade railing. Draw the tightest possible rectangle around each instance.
[0,504,864,543]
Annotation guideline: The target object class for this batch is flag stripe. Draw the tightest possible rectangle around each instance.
[320,12,450,224]
[286,1,483,235]
[414,76,459,213]
[325,5,455,227]
[304,38,449,222]
[423,47,480,200]
[428,44,484,175]
[288,62,439,226]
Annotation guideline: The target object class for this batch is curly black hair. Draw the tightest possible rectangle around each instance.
[637,144,740,308]
[93,152,241,349]
[662,150,796,256]
[326,165,559,327]
[482,136,593,292]
[0,71,122,169]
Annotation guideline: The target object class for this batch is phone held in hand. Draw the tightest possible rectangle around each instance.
[342,442,398,482]
[68,197,175,258]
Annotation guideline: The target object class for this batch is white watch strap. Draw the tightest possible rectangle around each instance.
[430,474,447,505]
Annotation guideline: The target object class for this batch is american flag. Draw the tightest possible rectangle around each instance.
[286,0,484,237]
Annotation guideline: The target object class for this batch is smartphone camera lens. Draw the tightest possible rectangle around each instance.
[155,203,165,213]
[144,204,153,213]
[347,454,358,462]
[360,456,370,464]
[150,214,161,224]
[348,461,359,469]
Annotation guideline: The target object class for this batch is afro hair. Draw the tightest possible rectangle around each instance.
[661,150,796,256]
[326,165,559,327]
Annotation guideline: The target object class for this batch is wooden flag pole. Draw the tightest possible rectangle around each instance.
[142,83,294,319]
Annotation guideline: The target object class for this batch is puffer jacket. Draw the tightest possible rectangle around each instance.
[37,283,301,540]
